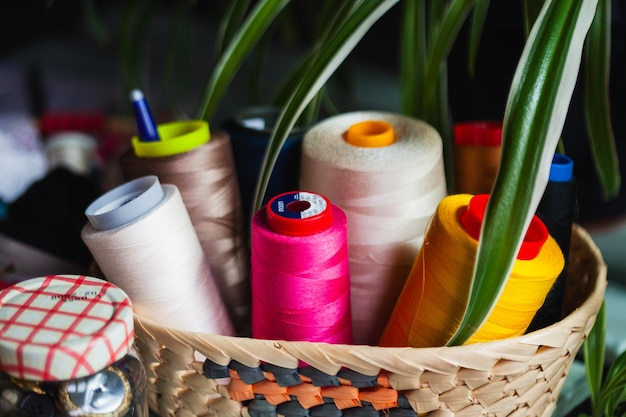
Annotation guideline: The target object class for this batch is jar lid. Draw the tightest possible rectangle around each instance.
[0,275,134,381]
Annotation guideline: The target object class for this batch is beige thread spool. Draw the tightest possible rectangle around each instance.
[300,111,448,345]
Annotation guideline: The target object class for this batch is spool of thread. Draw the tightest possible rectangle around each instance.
[379,193,565,348]
[527,153,577,332]
[45,131,98,177]
[300,111,447,345]
[222,106,307,222]
[81,175,235,336]
[453,121,502,195]
[251,191,352,344]
[119,120,250,334]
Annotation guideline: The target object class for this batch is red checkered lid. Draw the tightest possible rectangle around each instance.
[0,275,134,381]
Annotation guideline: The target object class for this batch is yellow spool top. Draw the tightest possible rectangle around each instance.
[132,120,210,157]
[345,120,395,148]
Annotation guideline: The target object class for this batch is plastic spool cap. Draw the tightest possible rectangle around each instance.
[454,121,503,146]
[0,275,134,381]
[549,153,574,183]
[132,120,210,157]
[266,191,333,236]
[460,194,549,260]
[345,120,395,148]
[85,175,164,231]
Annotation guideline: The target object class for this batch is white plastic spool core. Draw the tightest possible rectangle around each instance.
[85,175,164,231]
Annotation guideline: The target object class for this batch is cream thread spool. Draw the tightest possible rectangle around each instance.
[45,131,98,177]
[300,111,448,345]
[81,175,234,336]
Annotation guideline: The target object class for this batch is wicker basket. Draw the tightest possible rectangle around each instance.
[133,224,607,417]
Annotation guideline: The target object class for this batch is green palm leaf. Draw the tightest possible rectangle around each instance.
[448,0,599,345]
[270,0,359,121]
[585,306,626,417]
[399,0,425,117]
[523,0,545,37]
[400,0,475,190]
[419,0,475,116]
[214,1,252,59]
[196,0,291,122]
[466,0,489,77]
[584,0,620,200]
[252,0,400,211]
[585,302,607,414]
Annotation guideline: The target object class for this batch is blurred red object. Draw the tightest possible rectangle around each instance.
[40,111,105,138]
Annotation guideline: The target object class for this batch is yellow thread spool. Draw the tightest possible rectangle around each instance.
[344,120,396,148]
[379,194,564,347]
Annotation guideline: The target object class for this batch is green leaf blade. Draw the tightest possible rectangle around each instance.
[420,0,476,115]
[584,301,606,414]
[447,0,599,346]
[272,0,359,107]
[467,0,490,77]
[196,0,291,122]
[253,0,400,211]
[399,0,425,116]
[584,0,621,200]
[523,0,545,37]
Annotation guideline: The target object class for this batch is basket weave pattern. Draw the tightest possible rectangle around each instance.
[133,225,607,417]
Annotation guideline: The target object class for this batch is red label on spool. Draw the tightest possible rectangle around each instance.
[266,191,333,236]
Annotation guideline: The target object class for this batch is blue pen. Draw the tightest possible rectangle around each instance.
[130,89,160,142]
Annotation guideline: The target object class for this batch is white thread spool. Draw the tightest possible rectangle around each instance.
[46,131,97,176]
[81,176,234,336]
[300,111,448,345]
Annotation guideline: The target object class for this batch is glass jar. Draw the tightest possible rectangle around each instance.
[0,275,148,417]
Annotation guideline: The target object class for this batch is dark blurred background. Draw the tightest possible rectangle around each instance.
[0,2,625,416]
[1,1,624,223]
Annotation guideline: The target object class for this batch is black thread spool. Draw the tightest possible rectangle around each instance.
[222,106,307,224]
[528,153,577,332]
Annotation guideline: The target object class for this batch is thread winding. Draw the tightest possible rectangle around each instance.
[223,107,305,222]
[251,193,352,344]
[119,128,250,334]
[453,121,502,195]
[528,153,577,331]
[379,194,565,347]
[300,111,447,345]
[82,182,234,336]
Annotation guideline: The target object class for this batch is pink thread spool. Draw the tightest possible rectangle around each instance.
[251,191,353,344]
